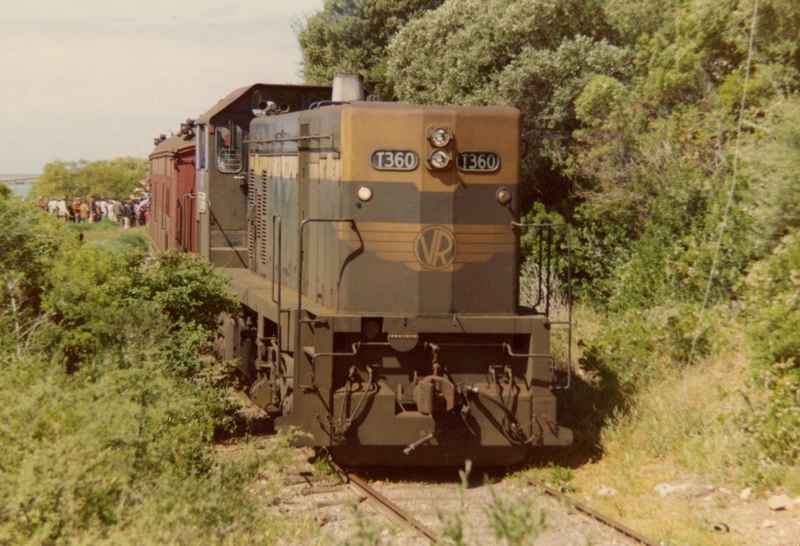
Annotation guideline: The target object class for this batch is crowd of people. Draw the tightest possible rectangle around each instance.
[37,193,150,228]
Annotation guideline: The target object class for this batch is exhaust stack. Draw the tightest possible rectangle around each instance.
[332,74,365,102]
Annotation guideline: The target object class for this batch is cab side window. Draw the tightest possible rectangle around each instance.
[216,121,243,173]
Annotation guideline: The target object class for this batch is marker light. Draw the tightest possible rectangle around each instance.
[357,186,373,202]
[428,149,450,169]
[430,127,451,147]
[496,188,512,205]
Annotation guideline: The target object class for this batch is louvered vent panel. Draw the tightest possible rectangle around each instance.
[247,169,256,266]
[258,169,268,267]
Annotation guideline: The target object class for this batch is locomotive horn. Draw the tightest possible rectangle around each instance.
[253,100,279,116]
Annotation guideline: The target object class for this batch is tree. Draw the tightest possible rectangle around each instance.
[31,157,148,200]
[566,0,800,306]
[296,0,442,100]
[386,0,627,208]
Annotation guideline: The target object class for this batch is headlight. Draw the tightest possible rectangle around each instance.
[496,188,512,205]
[357,186,373,202]
[429,127,451,147]
[428,149,450,169]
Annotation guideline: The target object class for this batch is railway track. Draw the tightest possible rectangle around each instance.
[325,462,660,545]
[330,461,442,543]
[522,476,660,546]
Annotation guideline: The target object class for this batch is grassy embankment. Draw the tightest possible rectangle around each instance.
[520,295,800,545]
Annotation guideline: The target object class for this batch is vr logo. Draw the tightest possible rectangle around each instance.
[414,226,457,270]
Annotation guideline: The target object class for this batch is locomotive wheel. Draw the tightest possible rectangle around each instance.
[250,376,280,414]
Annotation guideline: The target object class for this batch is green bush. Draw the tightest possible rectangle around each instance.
[484,487,547,545]
[742,230,800,463]
[36,245,239,376]
[0,352,274,544]
[0,215,298,543]
[134,251,241,334]
[581,304,708,392]
[0,197,77,335]
[38,244,151,371]
[160,320,216,378]
[744,97,800,256]
[568,201,637,305]
[561,303,716,450]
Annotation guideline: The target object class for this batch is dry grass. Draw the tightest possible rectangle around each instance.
[526,328,800,545]
[600,347,751,478]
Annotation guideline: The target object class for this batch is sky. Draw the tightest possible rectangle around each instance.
[0,1,325,174]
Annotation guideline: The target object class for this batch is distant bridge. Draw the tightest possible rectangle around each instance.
[1,176,38,198]
[2,176,38,186]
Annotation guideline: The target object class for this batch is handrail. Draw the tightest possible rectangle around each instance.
[176,198,182,248]
[511,221,573,390]
[179,192,197,252]
[244,133,339,153]
[296,218,356,384]
[502,343,568,390]
[272,215,283,361]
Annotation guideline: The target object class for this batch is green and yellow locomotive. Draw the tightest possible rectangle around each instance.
[153,76,572,466]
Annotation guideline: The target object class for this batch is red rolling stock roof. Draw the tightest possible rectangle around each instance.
[149,134,195,158]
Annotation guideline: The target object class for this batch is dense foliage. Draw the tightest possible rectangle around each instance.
[744,97,800,256]
[30,157,149,200]
[0,194,276,543]
[743,231,800,463]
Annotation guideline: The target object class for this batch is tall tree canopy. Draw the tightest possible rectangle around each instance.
[385,0,628,208]
[296,0,442,100]
[567,0,800,305]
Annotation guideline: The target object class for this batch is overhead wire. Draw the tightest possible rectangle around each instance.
[688,0,760,365]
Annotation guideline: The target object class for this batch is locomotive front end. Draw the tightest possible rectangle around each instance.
[335,103,520,315]
[262,102,573,466]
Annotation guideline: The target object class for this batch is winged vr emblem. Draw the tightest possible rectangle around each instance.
[414,225,457,270]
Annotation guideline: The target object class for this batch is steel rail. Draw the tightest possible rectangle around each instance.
[331,462,440,543]
[523,476,660,546]
[327,463,656,544]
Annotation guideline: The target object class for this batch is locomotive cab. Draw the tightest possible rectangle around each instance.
[194,84,331,267]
